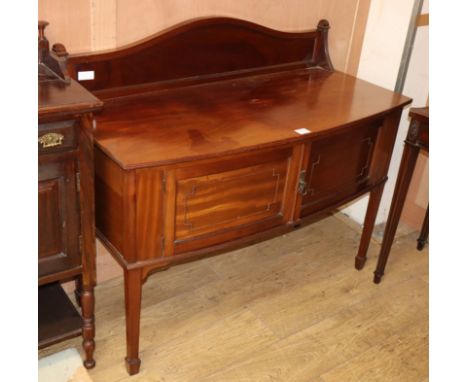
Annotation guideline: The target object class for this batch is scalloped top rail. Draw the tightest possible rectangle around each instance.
[67,17,334,98]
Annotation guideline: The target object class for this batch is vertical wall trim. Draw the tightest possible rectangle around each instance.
[345,0,371,76]
[90,0,96,50]
[344,1,361,73]
[90,0,117,51]
[394,0,424,93]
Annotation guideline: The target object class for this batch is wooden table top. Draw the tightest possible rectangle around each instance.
[39,78,103,119]
[94,68,411,169]
[409,107,429,123]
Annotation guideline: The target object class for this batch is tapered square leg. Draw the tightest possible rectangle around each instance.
[374,144,420,283]
[124,269,143,375]
[417,205,429,251]
[355,183,385,270]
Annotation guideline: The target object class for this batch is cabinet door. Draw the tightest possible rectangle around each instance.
[300,123,380,216]
[168,148,295,254]
[38,158,80,280]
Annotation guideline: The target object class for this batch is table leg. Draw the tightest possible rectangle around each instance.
[124,268,143,375]
[81,286,96,368]
[355,182,385,270]
[374,143,420,283]
[74,276,83,307]
[417,205,429,250]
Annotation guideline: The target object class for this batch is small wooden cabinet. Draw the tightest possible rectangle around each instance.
[38,122,82,283]
[38,115,101,368]
[38,21,102,368]
[38,130,80,280]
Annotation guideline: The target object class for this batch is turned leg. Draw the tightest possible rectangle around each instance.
[355,182,385,270]
[417,205,429,251]
[74,276,83,307]
[374,144,420,283]
[124,268,143,375]
[81,287,96,368]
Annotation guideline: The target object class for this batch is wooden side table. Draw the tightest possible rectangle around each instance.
[38,20,103,367]
[374,107,429,284]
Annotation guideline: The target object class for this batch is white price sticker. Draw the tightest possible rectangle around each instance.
[78,71,95,81]
[294,128,311,135]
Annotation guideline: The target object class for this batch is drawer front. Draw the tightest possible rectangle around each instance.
[301,122,380,216]
[38,158,81,279]
[169,148,293,254]
[38,120,77,155]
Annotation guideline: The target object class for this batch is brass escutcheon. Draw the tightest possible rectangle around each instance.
[39,132,64,148]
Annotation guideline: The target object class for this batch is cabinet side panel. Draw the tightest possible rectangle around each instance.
[95,147,125,256]
[77,115,98,288]
[135,168,165,261]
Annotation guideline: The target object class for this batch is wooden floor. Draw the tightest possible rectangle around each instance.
[39,214,429,382]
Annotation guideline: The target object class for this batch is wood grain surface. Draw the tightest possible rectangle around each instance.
[93,68,410,169]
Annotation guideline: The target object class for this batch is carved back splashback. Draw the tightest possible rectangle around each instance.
[67,17,333,97]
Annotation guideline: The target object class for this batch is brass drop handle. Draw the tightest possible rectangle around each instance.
[39,132,64,148]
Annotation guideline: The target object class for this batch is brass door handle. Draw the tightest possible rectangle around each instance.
[39,133,64,148]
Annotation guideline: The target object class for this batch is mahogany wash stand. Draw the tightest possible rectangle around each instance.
[57,18,410,374]
[38,21,102,367]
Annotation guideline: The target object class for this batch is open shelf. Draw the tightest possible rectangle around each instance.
[38,282,82,349]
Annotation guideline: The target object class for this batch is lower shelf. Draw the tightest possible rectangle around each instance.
[38,282,82,349]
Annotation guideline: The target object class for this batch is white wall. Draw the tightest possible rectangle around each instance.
[341,0,428,225]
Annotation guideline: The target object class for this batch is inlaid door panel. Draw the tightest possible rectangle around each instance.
[170,149,293,254]
[38,158,80,279]
[301,123,379,216]
[38,179,63,258]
